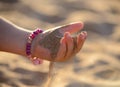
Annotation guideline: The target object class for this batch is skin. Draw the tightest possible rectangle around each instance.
[0,17,87,62]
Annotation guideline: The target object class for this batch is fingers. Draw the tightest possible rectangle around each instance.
[56,31,87,62]
[59,22,84,34]
[63,32,74,61]
[76,31,87,53]
[56,36,66,62]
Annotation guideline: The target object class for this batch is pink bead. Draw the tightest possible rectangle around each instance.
[33,59,40,65]
[30,34,35,39]
[26,43,31,47]
[33,31,38,35]
[28,39,32,43]
[32,58,43,65]
[26,46,31,50]
[28,37,32,41]
[26,51,31,55]
[36,30,40,33]
[37,29,43,33]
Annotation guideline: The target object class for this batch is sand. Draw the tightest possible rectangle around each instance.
[0,0,120,87]
[39,28,62,59]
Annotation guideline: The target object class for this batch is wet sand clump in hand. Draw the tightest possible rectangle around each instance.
[39,29,63,59]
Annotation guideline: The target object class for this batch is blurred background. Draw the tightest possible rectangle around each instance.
[0,0,120,87]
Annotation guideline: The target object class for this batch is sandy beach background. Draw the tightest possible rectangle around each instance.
[0,0,120,87]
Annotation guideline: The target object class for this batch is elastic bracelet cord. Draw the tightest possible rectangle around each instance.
[26,28,43,65]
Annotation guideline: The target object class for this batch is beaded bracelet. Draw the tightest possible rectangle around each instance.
[26,28,43,65]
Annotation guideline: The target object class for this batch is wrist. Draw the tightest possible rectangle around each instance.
[25,29,43,65]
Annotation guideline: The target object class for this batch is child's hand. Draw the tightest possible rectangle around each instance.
[31,22,87,62]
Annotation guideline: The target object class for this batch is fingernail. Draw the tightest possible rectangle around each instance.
[80,31,87,39]
[82,31,87,36]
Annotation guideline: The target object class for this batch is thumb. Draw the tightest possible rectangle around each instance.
[59,22,84,34]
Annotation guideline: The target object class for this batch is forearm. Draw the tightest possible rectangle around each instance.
[0,17,31,57]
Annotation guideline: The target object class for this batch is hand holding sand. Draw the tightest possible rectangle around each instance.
[31,22,87,62]
[0,17,87,63]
